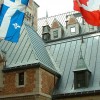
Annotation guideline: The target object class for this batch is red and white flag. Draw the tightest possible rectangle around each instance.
[74,0,100,26]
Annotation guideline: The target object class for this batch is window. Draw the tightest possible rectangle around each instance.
[71,27,76,33]
[74,70,91,89]
[42,34,50,41]
[43,34,47,40]
[53,30,58,38]
[43,26,50,33]
[18,72,24,86]
[76,72,85,88]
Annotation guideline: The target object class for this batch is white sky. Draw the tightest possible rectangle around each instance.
[35,0,74,18]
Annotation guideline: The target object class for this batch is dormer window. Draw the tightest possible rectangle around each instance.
[53,30,58,38]
[74,70,91,89]
[71,27,76,33]
[43,26,50,33]
[50,18,64,40]
[66,15,80,36]
[74,71,85,88]
[42,25,50,41]
[73,51,91,89]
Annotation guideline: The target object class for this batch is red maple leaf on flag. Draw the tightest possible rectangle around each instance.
[79,0,88,6]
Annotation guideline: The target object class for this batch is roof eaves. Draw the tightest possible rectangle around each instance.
[2,62,61,77]
[44,31,100,43]
[73,68,88,72]
[53,90,100,99]
[38,62,61,77]
[2,62,40,72]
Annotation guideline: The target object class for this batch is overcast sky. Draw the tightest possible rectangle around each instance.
[35,0,74,18]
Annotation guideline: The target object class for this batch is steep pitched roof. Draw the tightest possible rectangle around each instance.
[0,23,60,76]
[46,32,100,95]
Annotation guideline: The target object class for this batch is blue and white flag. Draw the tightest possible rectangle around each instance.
[0,0,29,43]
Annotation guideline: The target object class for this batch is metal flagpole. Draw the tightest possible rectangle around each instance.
[46,10,49,25]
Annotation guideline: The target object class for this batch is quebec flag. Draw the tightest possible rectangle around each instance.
[0,0,29,43]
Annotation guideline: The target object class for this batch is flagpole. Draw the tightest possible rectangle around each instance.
[99,5,100,11]
[46,10,48,25]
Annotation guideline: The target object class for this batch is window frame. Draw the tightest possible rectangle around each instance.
[53,30,58,38]
[75,72,86,88]
[18,72,24,86]
[16,71,26,87]
[74,71,90,89]
[43,33,50,41]
[70,27,76,33]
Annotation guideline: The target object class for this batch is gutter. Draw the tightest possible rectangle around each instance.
[2,62,61,78]
[45,30,100,43]
[52,90,100,99]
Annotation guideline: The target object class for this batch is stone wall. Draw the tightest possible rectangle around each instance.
[26,0,39,31]
[0,67,58,100]
[0,68,37,96]
[40,68,58,95]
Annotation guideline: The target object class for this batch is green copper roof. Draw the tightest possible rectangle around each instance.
[0,23,60,75]
[46,32,100,94]
[74,49,88,71]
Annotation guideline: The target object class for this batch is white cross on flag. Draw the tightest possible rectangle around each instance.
[74,0,100,26]
[0,0,29,43]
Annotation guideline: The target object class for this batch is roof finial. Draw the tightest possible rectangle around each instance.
[79,39,84,59]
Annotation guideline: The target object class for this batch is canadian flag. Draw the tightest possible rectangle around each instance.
[74,0,100,26]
